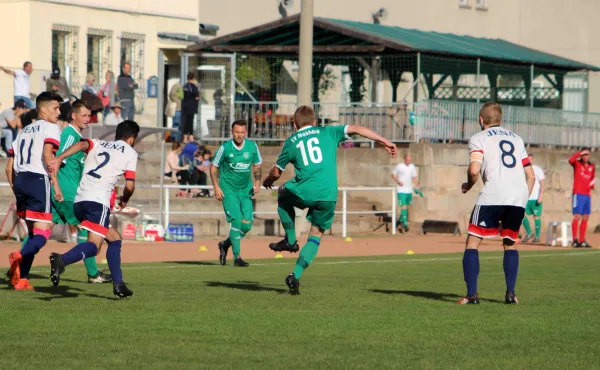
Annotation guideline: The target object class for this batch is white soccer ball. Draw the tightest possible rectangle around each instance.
[551,240,556,247]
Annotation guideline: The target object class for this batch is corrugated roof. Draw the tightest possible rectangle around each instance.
[324,19,599,71]
[189,15,599,72]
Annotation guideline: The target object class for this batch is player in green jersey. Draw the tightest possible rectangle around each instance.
[263,106,397,294]
[210,120,262,267]
[52,101,111,283]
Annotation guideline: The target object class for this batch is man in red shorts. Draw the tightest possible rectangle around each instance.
[569,148,595,248]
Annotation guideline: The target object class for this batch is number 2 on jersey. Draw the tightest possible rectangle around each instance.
[296,137,323,166]
[499,140,516,168]
[19,138,33,165]
[87,152,110,179]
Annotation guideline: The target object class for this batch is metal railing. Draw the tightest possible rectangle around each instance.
[210,99,600,147]
[134,184,397,238]
[0,183,397,238]
[413,100,600,147]
[202,101,414,143]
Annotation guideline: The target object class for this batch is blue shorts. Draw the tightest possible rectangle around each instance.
[468,205,525,241]
[572,194,591,215]
[74,201,111,237]
[14,172,52,223]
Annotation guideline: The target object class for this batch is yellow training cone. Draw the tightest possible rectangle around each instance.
[406,250,415,255]
[101,259,108,264]
[274,253,284,259]
[198,245,207,252]
[344,237,353,242]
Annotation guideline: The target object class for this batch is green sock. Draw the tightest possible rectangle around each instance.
[278,202,297,245]
[230,226,242,260]
[293,236,321,280]
[20,235,29,250]
[534,218,541,238]
[77,229,88,243]
[76,229,98,276]
[522,217,532,235]
[83,257,99,276]
[401,209,408,226]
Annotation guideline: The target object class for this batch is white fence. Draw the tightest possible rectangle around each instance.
[138,184,397,238]
[0,183,398,238]
[413,100,600,147]
[225,100,600,147]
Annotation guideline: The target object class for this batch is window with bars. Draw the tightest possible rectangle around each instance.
[51,24,79,86]
[119,33,145,82]
[52,30,68,73]
[86,29,112,81]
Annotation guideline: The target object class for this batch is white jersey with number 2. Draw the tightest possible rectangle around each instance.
[468,126,530,208]
[75,139,138,207]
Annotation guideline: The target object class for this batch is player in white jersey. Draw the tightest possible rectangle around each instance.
[5,92,63,290]
[521,153,545,243]
[47,120,139,298]
[458,103,535,305]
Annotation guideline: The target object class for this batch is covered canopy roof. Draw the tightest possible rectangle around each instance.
[189,15,599,72]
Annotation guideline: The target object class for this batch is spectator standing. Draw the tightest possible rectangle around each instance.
[569,148,595,248]
[99,70,115,118]
[46,66,72,102]
[167,82,183,141]
[0,99,29,152]
[0,61,35,108]
[82,72,99,95]
[117,62,138,120]
[181,72,199,143]
[391,154,420,232]
[521,153,545,243]
[104,102,124,126]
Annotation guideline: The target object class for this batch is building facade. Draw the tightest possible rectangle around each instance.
[198,0,600,113]
[0,0,198,125]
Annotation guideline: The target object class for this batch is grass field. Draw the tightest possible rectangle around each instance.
[1,249,599,369]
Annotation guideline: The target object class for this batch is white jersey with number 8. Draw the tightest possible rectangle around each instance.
[75,139,138,207]
[468,126,530,207]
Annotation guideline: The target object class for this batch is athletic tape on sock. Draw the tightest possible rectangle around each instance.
[33,228,51,240]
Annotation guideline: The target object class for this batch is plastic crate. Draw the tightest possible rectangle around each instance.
[166,223,194,242]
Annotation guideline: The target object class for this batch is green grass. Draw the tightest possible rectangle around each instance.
[2,250,600,369]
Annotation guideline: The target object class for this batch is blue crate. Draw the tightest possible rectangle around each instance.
[166,223,194,242]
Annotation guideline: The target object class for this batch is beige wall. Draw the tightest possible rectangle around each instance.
[37,0,197,20]
[0,0,196,120]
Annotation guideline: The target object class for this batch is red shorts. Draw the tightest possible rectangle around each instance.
[468,205,525,241]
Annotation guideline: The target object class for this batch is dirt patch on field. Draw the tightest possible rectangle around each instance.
[1,231,593,268]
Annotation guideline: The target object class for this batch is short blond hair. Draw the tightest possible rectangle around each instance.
[479,102,502,125]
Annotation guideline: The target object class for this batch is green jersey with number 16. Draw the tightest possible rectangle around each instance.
[276,125,349,202]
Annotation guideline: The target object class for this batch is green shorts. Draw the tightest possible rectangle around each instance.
[525,199,543,217]
[397,192,413,207]
[222,191,254,223]
[51,199,80,225]
[278,188,336,231]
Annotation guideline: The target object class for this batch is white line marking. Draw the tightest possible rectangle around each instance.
[26,251,600,273]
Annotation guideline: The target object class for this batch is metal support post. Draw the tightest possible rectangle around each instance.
[297,0,314,106]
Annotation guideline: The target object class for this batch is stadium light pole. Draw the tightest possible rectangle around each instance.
[297,0,314,106]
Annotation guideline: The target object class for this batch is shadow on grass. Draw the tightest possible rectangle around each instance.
[167,261,219,266]
[34,285,83,300]
[370,289,504,304]
[205,280,286,293]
